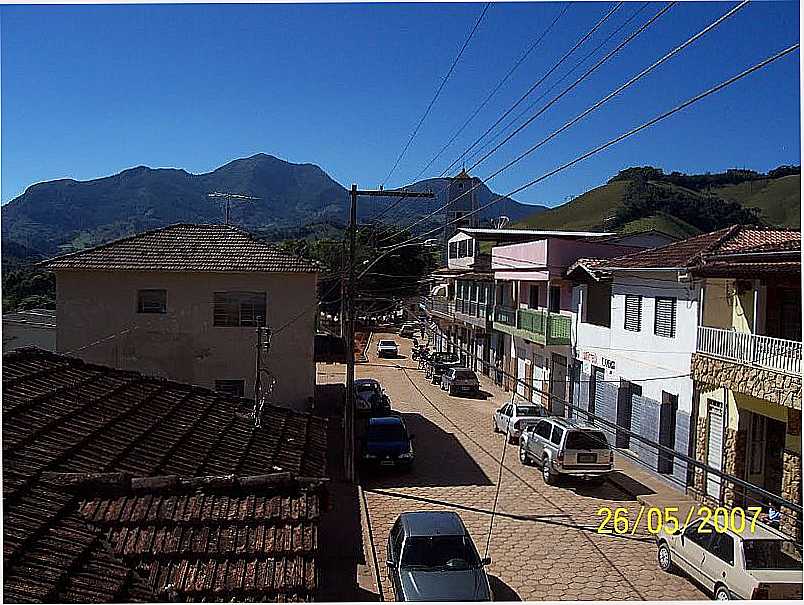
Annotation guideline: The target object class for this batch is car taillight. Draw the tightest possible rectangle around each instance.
[609,451,615,464]
[752,585,770,599]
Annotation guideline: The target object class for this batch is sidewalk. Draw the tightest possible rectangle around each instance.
[471,363,699,517]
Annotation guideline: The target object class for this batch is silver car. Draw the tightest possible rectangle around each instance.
[386,511,492,601]
[657,518,803,600]
[519,417,613,484]
[440,367,479,396]
[493,401,549,443]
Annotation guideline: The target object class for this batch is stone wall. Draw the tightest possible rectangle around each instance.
[781,449,802,540]
[721,428,747,507]
[691,353,801,409]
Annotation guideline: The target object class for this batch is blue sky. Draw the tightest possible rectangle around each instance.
[1,1,800,208]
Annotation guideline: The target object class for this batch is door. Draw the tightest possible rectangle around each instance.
[516,352,527,398]
[590,366,604,420]
[388,520,405,599]
[699,532,736,594]
[524,360,533,401]
[658,392,678,474]
[548,285,561,313]
[550,354,567,416]
[616,380,639,449]
[706,400,724,499]
[675,519,713,586]
[497,403,513,433]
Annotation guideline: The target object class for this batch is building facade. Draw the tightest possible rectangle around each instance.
[45,223,319,411]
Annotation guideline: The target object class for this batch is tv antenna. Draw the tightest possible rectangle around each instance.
[207,192,260,225]
[492,216,510,230]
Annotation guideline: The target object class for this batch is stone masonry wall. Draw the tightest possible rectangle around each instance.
[781,449,802,540]
[691,353,801,409]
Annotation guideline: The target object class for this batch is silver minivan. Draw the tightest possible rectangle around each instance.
[519,417,613,484]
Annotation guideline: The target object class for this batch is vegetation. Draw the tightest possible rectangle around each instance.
[519,164,800,235]
[2,269,55,312]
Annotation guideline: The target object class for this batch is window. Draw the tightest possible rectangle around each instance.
[585,282,612,328]
[449,242,458,259]
[707,533,735,566]
[654,297,677,338]
[565,430,608,450]
[529,285,540,309]
[467,239,474,257]
[458,240,468,257]
[550,425,564,446]
[137,289,167,314]
[215,379,245,397]
[624,294,642,331]
[213,291,266,327]
[683,519,713,548]
[535,421,552,439]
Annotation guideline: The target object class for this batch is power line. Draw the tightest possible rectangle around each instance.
[390,40,799,248]
[382,2,491,187]
[370,2,620,235]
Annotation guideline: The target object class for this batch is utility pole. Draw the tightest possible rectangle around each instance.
[253,321,272,428]
[343,184,434,483]
[207,192,260,225]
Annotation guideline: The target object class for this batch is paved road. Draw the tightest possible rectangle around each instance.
[346,333,706,601]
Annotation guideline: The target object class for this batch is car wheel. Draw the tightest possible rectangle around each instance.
[714,585,731,601]
[519,446,530,465]
[657,542,674,573]
[542,457,556,485]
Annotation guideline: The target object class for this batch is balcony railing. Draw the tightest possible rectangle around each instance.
[423,296,455,317]
[697,326,801,376]
[493,306,571,345]
[494,306,517,326]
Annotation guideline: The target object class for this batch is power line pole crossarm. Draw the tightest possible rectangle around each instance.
[343,185,435,483]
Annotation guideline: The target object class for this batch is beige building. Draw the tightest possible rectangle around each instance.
[44,223,319,411]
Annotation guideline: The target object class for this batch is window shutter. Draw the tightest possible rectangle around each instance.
[624,295,642,331]
[654,297,677,338]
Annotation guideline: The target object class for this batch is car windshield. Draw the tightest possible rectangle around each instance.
[565,430,609,450]
[743,539,802,570]
[454,371,476,380]
[435,353,459,362]
[356,382,379,393]
[401,535,481,569]
[516,406,542,416]
[367,424,407,442]
[379,341,397,346]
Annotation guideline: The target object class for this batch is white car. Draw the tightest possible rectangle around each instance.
[377,339,399,358]
[657,517,803,600]
[493,401,549,443]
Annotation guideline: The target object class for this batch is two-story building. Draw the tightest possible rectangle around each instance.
[687,227,801,538]
[44,223,319,411]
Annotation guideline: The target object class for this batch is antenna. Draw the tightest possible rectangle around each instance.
[492,216,510,229]
[207,192,260,225]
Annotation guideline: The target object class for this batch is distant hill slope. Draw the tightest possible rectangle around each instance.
[518,165,800,236]
[1,153,543,259]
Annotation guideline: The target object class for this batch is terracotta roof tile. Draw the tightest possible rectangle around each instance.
[2,348,328,602]
[43,224,319,273]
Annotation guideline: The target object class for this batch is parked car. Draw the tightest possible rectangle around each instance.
[519,417,613,484]
[355,389,392,418]
[399,323,417,338]
[493,401,549,443]
[425,352,461,383]
[360,416,414,469]
[377,339,400,358]
[386,511,492,601]
[657,517,803,600]
[355,378,383,400]
[440,367,480,396]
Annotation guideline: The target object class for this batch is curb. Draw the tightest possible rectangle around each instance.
[358,483,385,600]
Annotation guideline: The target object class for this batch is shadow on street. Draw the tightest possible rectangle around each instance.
[360,412,494,488]
[489,574,521,601]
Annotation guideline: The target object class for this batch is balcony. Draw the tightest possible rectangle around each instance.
[423,296,455,320]
[697,326,801,376]
[493,306,571,345]
[454,298,492,329]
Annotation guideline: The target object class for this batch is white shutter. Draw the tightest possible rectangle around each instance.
[624,295,642,331]
[654,297,677,338]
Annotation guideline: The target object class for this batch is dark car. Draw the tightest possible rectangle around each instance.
[425,352,460,383]
[361,416,414,469]
[386,511,492,601]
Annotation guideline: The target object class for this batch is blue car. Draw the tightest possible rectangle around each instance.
[361,416,414,469]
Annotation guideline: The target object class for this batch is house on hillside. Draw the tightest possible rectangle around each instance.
[567,226,802,538]
[2,347,328,602]
[42,223,319,410]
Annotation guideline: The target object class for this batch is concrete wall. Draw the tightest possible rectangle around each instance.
[55,270,317,411]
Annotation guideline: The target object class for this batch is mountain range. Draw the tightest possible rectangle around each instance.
[1,153,544,259]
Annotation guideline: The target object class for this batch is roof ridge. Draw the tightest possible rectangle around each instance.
[42,471,328,494]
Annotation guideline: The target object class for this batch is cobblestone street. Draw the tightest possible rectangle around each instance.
[318,333,707,601]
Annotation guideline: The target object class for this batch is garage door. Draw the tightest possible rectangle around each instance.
[706,400,724,499]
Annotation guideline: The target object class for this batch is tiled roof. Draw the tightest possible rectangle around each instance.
[596,226,801,270]
[43,224,320,273]
[2,348,328,602]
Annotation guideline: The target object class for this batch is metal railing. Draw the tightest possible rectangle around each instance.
[697,326,802,376]
[494,305,517,326]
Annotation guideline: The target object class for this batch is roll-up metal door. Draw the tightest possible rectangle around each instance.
[706,400,724,499]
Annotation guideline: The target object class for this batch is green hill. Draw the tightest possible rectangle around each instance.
[518,166,800,235]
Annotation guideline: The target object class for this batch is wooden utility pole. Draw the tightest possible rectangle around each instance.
[343,184,434,482]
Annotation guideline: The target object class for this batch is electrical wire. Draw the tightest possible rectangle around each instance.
[382,2,491,187]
